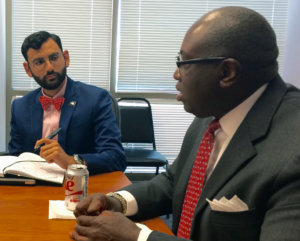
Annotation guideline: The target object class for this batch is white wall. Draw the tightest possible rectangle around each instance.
[0,0,6,151]
[282,0,300,87]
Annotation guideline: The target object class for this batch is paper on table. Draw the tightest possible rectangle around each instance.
[8,162,65,184]
[49,200,153,241]
[0,152,44,176]
[0,152,65,184]
[48,201,156,225]
[49,200,75,219]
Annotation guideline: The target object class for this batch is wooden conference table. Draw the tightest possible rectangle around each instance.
[0,171,173,240]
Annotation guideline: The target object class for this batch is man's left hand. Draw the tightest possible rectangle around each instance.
[70,211,141,241]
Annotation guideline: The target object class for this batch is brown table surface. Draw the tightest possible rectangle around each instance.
[0,171,173,240]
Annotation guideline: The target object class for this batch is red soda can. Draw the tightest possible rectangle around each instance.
[65,164,89,211]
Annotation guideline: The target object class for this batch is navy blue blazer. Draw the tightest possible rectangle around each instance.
[8,77,126,175]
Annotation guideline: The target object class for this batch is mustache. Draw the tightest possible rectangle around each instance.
[46,70,56,76]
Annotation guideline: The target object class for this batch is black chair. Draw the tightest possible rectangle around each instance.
[109,93,120,127]
[117,97,168,175]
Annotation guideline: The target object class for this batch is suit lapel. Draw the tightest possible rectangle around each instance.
[198,123,256,205]
[190,76,287,233]
[58,77,78,150]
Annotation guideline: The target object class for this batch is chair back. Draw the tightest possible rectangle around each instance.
[117,97,156,149]
[109,93,120,127]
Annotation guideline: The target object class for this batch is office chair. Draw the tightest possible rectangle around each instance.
[117,97,168,175]
[109,93,120,127]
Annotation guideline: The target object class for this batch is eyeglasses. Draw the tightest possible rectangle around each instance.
[176,53,227,68]
[29,52,63,71]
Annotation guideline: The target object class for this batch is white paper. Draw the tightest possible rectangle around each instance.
[0,156,19,177]
[49,200,75,219]
[6,161,65,184]
[0,152,65,183]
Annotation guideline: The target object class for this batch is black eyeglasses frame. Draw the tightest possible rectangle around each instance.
[176,56,228,68]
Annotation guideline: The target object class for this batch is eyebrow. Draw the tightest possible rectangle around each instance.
[32,52,60,62]
[32,57,44,63]
[49,52,60,57]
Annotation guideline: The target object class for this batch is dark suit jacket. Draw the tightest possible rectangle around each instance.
[8,77,126,175]
[124,75,300,241]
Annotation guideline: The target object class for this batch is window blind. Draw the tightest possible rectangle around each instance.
[151,103,194,162]
[116,0,288,93]
[11,0,113,90]
[9,0,289,166]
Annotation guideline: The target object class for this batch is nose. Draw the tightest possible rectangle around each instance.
[173,67,181,81]
[44,59,54,72]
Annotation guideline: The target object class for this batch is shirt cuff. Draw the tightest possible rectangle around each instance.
[116,190,138,216]
[136,223,153,241]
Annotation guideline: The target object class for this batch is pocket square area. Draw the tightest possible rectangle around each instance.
[206,195,248,212]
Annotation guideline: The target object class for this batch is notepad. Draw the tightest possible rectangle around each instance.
[0,152,65,184]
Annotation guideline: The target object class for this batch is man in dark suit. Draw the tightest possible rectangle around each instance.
[8,31,126,175]
[70,6,300,241]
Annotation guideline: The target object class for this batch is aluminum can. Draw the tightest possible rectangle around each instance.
[65,164,89,211]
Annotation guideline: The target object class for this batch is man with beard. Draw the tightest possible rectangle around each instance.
[8,31,126,175]
[70,6,300,241]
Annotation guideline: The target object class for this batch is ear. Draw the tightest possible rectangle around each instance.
[219,58,241,88]
[63,50,70,67]
[23,62,33,77]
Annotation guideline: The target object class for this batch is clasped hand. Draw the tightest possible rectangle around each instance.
[70,193,141,241]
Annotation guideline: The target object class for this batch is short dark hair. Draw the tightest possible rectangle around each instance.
[21,31,63,61]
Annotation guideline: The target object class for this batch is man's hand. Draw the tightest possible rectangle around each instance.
[74,193,123,217]
[70,211,141,241]
[35,138,75,169]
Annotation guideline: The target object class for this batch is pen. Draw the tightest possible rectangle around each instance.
[34,127,62,153]
[0,177,36,186]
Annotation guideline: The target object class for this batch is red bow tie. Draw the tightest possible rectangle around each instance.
[39,96,65,111]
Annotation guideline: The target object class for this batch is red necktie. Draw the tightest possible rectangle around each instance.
[177,119,220,239]
[39,96,65,111]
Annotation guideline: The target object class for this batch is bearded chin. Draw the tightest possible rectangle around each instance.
[33,67,67,90]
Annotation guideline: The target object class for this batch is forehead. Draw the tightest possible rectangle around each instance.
[180,26,206,58]
[181,11,221,57]
[26,38,61,62]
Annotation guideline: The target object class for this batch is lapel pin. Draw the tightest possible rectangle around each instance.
[69,101,77,106]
